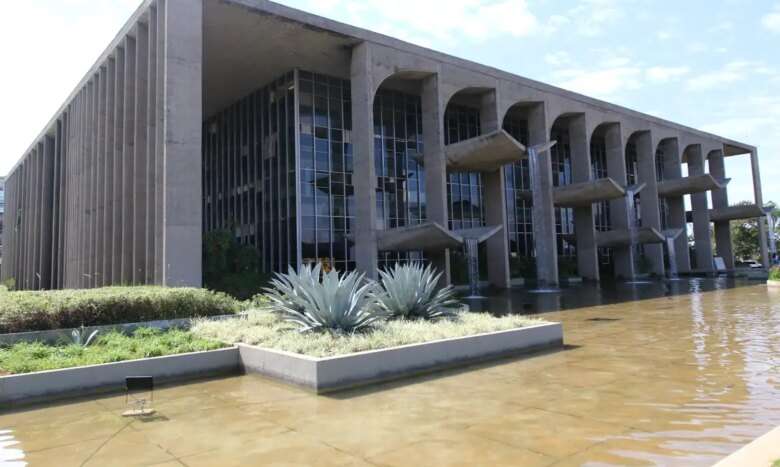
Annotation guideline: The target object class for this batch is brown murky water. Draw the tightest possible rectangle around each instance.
[2,279,779,466]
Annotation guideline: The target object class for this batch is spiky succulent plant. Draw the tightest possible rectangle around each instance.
[375,263,461,320]
[71,325,100,347]
[264,264,387,333]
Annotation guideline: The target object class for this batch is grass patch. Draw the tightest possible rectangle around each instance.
[191,309,544,358]
[0,328,226,374]
[0,286,240,334]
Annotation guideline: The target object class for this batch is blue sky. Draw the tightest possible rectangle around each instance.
[1,0,778,206]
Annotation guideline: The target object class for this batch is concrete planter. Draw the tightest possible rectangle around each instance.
[239,322,563,393]
[0,347,240,408]
[714,426,780,467]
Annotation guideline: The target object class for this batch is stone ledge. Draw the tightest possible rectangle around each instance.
[714,425,780,467]
[0,347,240,408]
[238,322,563,393]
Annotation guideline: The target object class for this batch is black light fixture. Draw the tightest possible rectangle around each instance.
[122,376,155,417]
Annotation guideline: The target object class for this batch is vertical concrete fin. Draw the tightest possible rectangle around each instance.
[636,131,664,276]
[687,145,714,271]
[123,35,137,284]
[134,22,149,285]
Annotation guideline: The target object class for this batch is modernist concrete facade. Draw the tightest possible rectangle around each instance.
[0,0,771,290]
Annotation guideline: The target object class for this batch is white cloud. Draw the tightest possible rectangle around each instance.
[646,66,690,83]
[686,61,776,91]
[0,0,141,173]
[566,0,624,36]
[544,51,573,67]
[553,66,643,97]
[550,54,692,99]
[300,0,541,45]
[762,3,780,32]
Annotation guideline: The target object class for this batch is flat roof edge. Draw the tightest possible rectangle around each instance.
[225,0,755,149]
[8,0,156,177]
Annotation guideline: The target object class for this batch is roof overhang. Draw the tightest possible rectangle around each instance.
[553,177,626,207]
[376,222,502,252]
[709,204,770,222]
[453,225,503,242]
[445,130,526,172]
[376,222,462,252]
[596,227,665,248]
[657,174,729,198]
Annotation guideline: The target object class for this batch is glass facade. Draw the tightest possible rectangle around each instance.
[444,104,484,231]
[373,89,426,269]
[625,141,642,227]
[298,71,355,272]
[655,148,669,230]
[502,116,533,261]
[590,135,613,269]
[202,71,297,274]
[550,126,576,259]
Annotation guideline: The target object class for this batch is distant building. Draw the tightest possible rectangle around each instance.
[0,0,770,290]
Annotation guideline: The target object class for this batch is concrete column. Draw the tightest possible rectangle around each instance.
[661,138,691,273]
[349,43,379,279]
[687,145,714,272]
[750,149,769,267]
[132,23,148,285]
[480,91,510,288]
[41,136,55,289]
[113,46,126,284]
[605,124,634,279]
[421,74,451,284]
[104,59,117,287]
[161,0,203,286]
[636,132,664,276]
[122,35,136,283]
[530,104,558,287]
[569,115,598,281]
[146,4,159,285]
[708,150,734,268]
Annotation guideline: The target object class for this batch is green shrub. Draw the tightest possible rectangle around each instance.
[510,255,536,278]
[0,327,225,374]
[636,254,653,275]
[374,263,460,321]
[265,264,386,333]
[769,266,780,281]
[0,286,239,334]
[203,229,271,300]
[558,257,578,278]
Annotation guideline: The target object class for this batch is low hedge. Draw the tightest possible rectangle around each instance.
[0,287,240,334]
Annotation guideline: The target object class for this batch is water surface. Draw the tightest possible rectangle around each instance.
[2,279,779,466]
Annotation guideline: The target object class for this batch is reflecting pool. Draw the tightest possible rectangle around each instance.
[2,278,779,466]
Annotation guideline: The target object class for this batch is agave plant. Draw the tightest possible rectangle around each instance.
[71,325,100,347]
[375,263,461,320]
[264,263,386,333]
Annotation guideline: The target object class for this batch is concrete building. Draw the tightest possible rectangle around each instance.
[0,0,771,291]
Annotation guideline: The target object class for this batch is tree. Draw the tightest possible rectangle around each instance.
[730,200,778,261]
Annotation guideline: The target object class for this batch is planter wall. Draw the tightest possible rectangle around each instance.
[2,322,564,405]
[240,322,563,393]
[0,347,240,408]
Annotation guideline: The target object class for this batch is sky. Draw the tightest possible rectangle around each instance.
[1,0,778,206]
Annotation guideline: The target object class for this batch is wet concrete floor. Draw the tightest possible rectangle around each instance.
[1,278,779,466]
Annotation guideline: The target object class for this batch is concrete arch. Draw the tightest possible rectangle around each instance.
[371,69,436,98]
